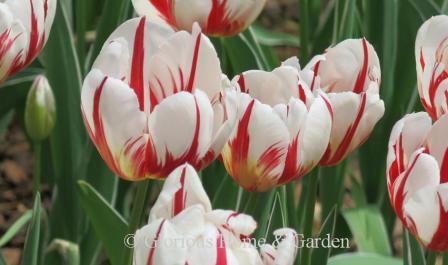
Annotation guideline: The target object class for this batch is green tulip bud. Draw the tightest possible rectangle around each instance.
[25,75,56,141]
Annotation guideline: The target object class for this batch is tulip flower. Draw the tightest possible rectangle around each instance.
[387,112,448,251]
[308,38,385,166]
[133,164,298,265]
[0,0,56,83]
[25,75,56,141]
[81,18,237,181]
[131,0,267,36]
[415,15,448,120]
[221,57,333,192]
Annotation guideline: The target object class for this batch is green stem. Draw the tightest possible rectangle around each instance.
[443,253,448,265]
[122,181,150,265]
[299,0,310,62]
[426,251,437,265]
[280,185,289,227]
[33,142,42,194]
[300,168,319,265]
[235,187,243,212]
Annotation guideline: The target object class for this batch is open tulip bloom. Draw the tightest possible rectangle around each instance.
[0,0,56,83]
[81,18,237,181]
[133,164,298,265]
[131,0,267,36]
[221,57,333,192]
[308,38,385,166]
[416,15,448,120]
[387,112,448,251]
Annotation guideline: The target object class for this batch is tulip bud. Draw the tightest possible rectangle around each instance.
[25,75,56,142]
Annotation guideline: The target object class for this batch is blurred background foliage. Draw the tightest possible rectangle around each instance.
[0,0,447,265]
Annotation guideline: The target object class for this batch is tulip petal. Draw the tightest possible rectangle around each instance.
[149,164,212,221]
[425,114,448,182]
[206,210,257,238]
[147,23,222,108]
[222,93,290,191]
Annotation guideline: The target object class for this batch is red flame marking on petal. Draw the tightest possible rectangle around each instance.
[130,17,146,111]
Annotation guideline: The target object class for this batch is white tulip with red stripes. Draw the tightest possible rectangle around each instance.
[133,164,298,265]
[131,0,266,36]
[0,0,56,83]
[81,18,237,181]
[415,15,448,120]
[308,38,385,166]
[221,57,333,192]
[387,112,448,251]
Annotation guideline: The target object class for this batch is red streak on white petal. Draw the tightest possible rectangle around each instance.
[278,135,304,185]
[148,0,176,27]
[215,231,228,265]
[185,33,202,93]
[130,17,146,111]
[206,0,244,36]
[310,61,321,92]
[237,74,247,93]
[146,219,167,265]
[298,84,306,104]
[420,48,425,70]
[440,148,448,183]
[427,195,448,251]
[173,166,187,216]
[352,38,369,94]
[321,93,367,166]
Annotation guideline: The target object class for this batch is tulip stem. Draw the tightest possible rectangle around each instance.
[443,253,448,265]
[122,180,151,265]
[32,142,42,194]
[299,168,319,265]
[426,251,437,265]
[235,186,243,211]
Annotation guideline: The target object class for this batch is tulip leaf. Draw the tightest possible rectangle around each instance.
[223,34,265,74]
[0,210,32,247]
[39,1,86,242]
[251,25,300,47]
[342,206,392,256]
[87,0,132,68]
[21,193,41,265]
[328,253,402,265]
[311,206,338,265]
[403,230,425,265]
[77,180,128,265]
[407,0,441,21]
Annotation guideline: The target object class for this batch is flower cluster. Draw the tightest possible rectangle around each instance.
[387,15,448,252]
[133,164,298,265]
[77,0,386,263]
[0,0,56,83]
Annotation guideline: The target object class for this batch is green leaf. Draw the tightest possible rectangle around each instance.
[319,162,346,221]
[328,253,402,265]
[338,0,357,40]
[311,206,338,265]
[0,69,41,115]
[21,193,41,265]
[407,0,441,20]
[350,175,367,207]
[403,229,425,265]
[39,1,84,241]
[299,0,311,61]
[47,239,80,265]
[87,0,132,68]
[300,170,319,265]
[0,252,6,265]
[251,25,300,47]
[342,206,392,256]
[77,181,128,265]
[0,111,14,144]
[0,210,32,247]
[223,33,265,74]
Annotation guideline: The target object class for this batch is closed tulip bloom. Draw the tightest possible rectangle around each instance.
[131,0,266,36]
[221,57,333,192]
[81,18,237,181]
[309,38,385,166]
[0,0,56,83]
[387,112,448,251]
[415,15,448,120]
[133,164,298,265]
